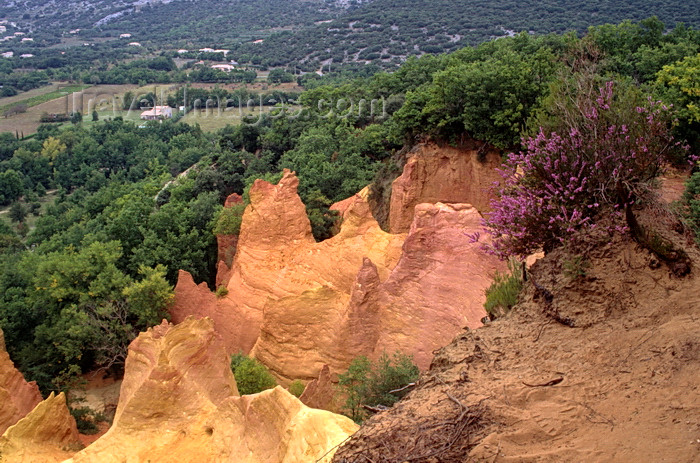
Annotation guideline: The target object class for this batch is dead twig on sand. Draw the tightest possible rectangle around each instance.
[388,382,417,394]
[521,377,564,387]
[315,436,352,463]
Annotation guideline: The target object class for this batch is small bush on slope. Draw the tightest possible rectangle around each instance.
[683,170,700,243]
[288,379,305,398]
[484,75,685,259]
[484,259,524,319]
[337,352,419,423]
[230,353,277,395]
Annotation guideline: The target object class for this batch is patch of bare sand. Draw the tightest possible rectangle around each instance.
[71,372,121,447]
[333,209,700,463]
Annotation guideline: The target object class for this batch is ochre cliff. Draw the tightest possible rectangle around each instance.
[172,171,406,371]
[64,317,356,463]
[0,392,81,463]
[173,170,505,382]
[388,142,502,233]
[0,327,42,435]
[342,202,506,370]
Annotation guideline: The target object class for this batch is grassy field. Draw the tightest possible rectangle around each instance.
[0,81,303,136]
[0,84,139,136]
[0,84,90,115]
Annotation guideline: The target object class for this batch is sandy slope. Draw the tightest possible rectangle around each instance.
[333,212,700,462]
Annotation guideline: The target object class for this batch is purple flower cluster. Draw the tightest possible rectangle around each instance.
[484,81,682,259]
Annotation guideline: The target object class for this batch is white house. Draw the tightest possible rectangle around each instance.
[211,64,235,72]
[20,53,34,58]
[119,33,132,38]
[1,51,13,58]
[213,49,230,55]
[128,42,142,47]
[177,49,188,54]
[199,47,215,53]
[140,106,172,120]
[21,37,33,42]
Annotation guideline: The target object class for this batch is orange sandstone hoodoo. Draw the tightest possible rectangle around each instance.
[173,156,505,382]
[64,317,357,463]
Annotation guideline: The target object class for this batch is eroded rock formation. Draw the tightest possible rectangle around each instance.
[0,392,80,463]
[216,193,244,287]
[173,170,506,382]
[172,172,406,368]
[65,317,356,463]
[388,142,502,233]
[299,364,336,411]
[343,202,506,369]
[0,327,42,435]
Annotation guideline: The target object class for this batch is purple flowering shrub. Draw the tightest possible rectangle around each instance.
[484,80,685,259]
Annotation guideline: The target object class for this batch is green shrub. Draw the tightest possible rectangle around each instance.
[563,255,590,280]
[288,379,305,398]
[337,351,419,423]
[69,405,107,435]
[484,259,523,318]
[215,286,229,298]
[213,203,246,236]
[230,353,277,395]
[684,170,700,243]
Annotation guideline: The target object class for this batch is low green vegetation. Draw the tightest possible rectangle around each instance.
[230,353,277,395]
[563,255,590,280]
[484,260,524,319]
[684,172,700,243]
[337,352,419,423]
[212,203,246,236]
[288,379,306,398]
[69,404,108,435]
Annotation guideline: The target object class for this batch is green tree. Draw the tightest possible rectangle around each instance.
[396,39,559,148]
[0,169,24,205]
[683,171,700,243]
[8,201,28,223]
[267,68,295,83]
[337,352,419,423]
[122,264,174,327]
[337,356,370,422]
[657,53,700,124]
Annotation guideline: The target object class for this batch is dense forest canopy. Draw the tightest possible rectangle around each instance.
[0,17,699,397]
[2,0,700,85]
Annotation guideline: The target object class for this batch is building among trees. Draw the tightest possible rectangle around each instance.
[140,106,172,120]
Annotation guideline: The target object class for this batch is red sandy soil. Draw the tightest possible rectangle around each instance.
[333,208,700,462]
[659,169,691,205]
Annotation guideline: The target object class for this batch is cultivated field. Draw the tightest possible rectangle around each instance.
[0,83,139,136]
[0,81,303,136]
